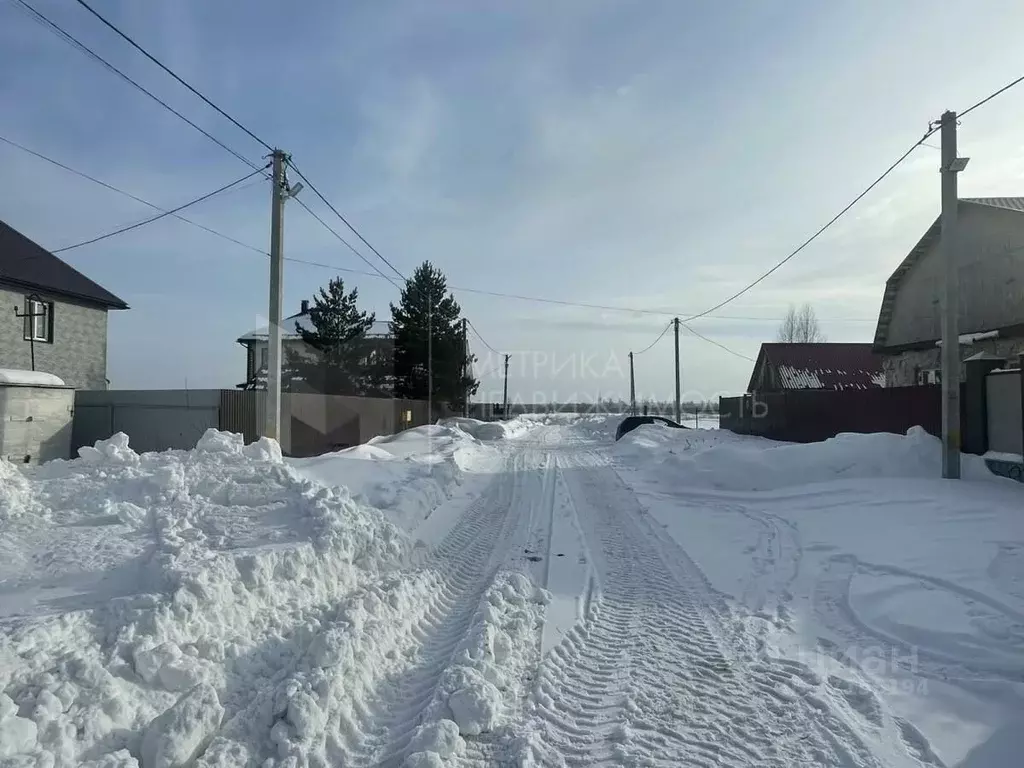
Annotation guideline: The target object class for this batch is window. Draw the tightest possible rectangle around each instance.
[260,346,269,369]
[23,298,53,343]
[917,368,941,385]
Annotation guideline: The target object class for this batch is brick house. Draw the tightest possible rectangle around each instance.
[874,197,1024,386]
[0,220,128,389]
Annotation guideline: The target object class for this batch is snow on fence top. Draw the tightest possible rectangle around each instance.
[0,369,66,387]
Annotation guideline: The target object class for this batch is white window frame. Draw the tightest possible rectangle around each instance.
[23,298,52,343]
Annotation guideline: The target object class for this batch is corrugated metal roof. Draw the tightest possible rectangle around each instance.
[961,197,1024,212]
[0,220,128,309]
[238,312,391,342]
[749,343,884,392]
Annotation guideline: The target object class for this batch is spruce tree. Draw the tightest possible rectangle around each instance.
[287,277,378,395]
[390,261,478,410]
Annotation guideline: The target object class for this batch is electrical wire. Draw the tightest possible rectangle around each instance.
[959,72,1024,118]
[11,0,259,170]
[287,160,406,281]
[681,322,755,362]
[72,0,272,153]
[682,70,1024,322]
[52,165,269,253]
[466,318,500,354]
[633,321,672,355]
[291,196,402,290]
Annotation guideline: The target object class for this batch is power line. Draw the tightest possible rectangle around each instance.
[682,70,1024,322]
[682,136,930,322]
[0,135,874,329]
[52,165,268,253]
[1,133,271,257]
[287,160,407,281]
[634,321,672,355]
[72,0,272,153]
[291,196,402,290]
[681,322,755,362]
[467,318,500,354]
[959,72,1024,118]
[11,0,259,170]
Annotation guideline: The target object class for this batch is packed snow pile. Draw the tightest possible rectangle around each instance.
[291,418,531,531]
[616,423,997,490]
[0,430,408,767]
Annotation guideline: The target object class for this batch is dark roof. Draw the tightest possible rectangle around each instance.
[0,220,128,309]
[873,197,1024,349]
[748,343,884,392]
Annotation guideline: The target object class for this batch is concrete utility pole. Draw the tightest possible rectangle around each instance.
[462,318,469,418]
[628,351,636,416]
[939,111,969,479]
[265,150,288,441]
[502,353,510,420]
[673,317,681,424]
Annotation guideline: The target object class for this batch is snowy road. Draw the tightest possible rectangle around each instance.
[339,422,965,767]
[3,418,1021,766]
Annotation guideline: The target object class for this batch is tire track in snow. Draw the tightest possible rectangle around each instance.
[342,451,527,767]
[516,438,888,768]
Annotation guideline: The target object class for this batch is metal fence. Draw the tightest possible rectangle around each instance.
[73,389,453,458]
[719,386,946,443]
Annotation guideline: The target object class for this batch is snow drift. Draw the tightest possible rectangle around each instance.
[615,423,997,490]
[290,418,531,531]
[0,430,408,767]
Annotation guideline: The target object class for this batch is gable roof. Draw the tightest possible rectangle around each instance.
[873,197,1024,349]
[238,310,391,343]
[748,343,884,392]
[0,220,128,309]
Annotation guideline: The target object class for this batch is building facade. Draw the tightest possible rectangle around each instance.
[0,221,127,389]
[873,198,1024,386]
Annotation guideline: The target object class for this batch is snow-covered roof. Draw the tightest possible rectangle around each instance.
[0,368,66,387]
[749,343,884,392]
[238,312,391,343]
[935,330,1000,347]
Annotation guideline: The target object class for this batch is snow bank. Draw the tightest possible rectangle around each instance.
[290,419,531,532]
[412,571,550,748]
[0,429,407,766]
[617,424,997,490]
[0,368,65,387]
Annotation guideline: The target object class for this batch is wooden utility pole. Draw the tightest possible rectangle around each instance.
[673,317,681,424]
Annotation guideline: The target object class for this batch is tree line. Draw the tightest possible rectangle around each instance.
[285,261,478,411]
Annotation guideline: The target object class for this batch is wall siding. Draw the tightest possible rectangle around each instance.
[0,286,109,389]
[885,204,1024,347]
[883,337,1024,386]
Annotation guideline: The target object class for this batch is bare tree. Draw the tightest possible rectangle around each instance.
[777,303,826,343]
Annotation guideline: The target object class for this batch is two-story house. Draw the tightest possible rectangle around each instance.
[0,220,128,389]
[237,300,391,392]
[873,197,1024,385]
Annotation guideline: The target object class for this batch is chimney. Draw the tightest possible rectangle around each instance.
[300,299,309,314]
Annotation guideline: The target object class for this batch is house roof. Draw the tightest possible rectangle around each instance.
[0,220,128,309]
[873,197,1024,350]
[748,343,885,392]
[238,310,391,343]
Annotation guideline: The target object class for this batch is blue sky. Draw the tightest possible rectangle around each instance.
[3,1,1024,403]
